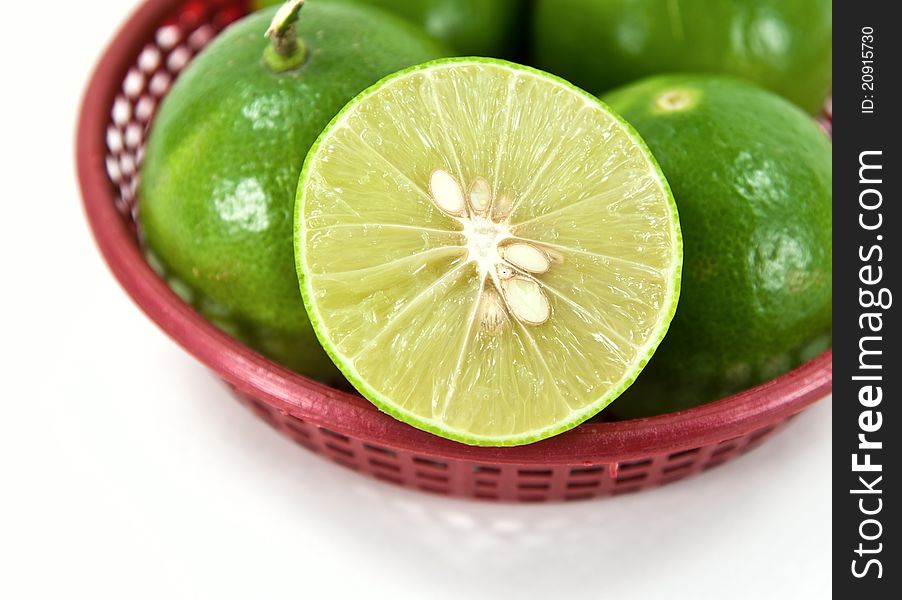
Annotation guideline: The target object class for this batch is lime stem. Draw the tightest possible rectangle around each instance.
[264,0,308,72]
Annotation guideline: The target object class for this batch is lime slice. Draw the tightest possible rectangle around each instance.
[296,58,682,446]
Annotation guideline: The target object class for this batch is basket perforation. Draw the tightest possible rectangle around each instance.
[362,443,397,458]
[323,442,354,460]
[416,470,449,484]
[518,480,552,492]
[78,0,832,502]
[618,458,652,472]
[412,457,448,470]
[518,468,554,478]
[667,447,700,461]
[319,427,351,443]
[368,457,401,473]
[567,479,601,491]
[615,472,648,485]
[661,462,694,477]
[473,465,502,475]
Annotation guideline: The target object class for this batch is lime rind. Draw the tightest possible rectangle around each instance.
[295,57,682,446]
[605,74,830,416]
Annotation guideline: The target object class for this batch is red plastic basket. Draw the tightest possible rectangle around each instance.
[76,0,832,502]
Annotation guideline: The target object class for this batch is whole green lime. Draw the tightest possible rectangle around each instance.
[604,75,831,418]
[139,3,447,379]
[254,0,522,57]
[534,0,832,113]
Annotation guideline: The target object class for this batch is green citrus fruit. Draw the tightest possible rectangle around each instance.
[139,2,447,379]
[533,0,832,113]
[604,75,831,418]
[254,0,522,57]
[295,58,682,445]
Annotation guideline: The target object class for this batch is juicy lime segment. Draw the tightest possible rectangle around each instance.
[297,59,681,446]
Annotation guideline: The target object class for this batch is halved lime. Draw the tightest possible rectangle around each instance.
[295,58,682,446]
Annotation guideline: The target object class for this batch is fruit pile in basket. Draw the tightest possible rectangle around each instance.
[138,0,831,447]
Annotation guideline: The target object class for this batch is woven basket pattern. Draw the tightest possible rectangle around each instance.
[236,387,790,501]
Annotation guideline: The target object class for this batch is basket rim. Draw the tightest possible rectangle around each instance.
[75,0,832,465]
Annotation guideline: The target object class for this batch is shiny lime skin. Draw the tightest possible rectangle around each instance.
[254,0,522,57]
[534,0,832,113]
[139,4,447,378]
[604,75,832,417]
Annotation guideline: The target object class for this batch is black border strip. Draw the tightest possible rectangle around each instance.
[835,1,898,594]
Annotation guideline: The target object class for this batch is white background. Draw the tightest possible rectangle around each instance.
[0,1,831,598]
